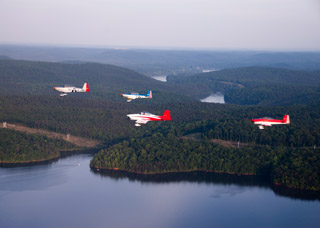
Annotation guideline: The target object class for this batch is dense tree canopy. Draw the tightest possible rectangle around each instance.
[1,59,320,191]
[0,128,75,163]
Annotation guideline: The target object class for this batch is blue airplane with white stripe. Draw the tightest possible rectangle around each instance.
[121,90,152,102]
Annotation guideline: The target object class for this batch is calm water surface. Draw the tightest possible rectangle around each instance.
[0,154,319,228]
[151,75,167,82]
[200,93,225,104]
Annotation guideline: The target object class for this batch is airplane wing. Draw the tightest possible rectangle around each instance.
[263,124,272,127]
[136,119,150,125]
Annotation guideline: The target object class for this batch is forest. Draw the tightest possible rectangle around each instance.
[0,58,319,191]
[0,128,75,163]
[90,133,320,191]
[168,67,320,105]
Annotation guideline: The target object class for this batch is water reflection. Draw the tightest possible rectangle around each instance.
[92,169,320,201]
[272,186,320,202]
[1,154,320,228]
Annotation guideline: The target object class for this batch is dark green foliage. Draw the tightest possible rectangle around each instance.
[272,147,320,191]
[0,128,75,163]
[0,59,196,103]
[91,133,320,191]
[169,67,320,105]
[225,85,320,105]
[1,58,320,191]
[201,105,320,147]
[91,133,265,174]
[2,93,320,190]
[90,103,320,191]
[0,95,225,141]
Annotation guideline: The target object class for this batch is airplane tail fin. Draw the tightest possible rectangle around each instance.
[283,115,290,124]
[83,83,89,92]
[162,110,171,121]
[147,90,152,98]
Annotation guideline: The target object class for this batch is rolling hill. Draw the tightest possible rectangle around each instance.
[0,59,195,103]
[1,45,320,76]
[168,67,320,105]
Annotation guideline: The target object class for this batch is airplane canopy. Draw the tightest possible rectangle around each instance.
[141,112,152,115]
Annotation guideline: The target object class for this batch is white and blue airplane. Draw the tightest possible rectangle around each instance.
[121,90,152,102]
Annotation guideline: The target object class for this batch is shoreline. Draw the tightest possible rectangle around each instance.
[90,166,256,176]
[0,155,60,167]
[0,154,60,164]
[91,166,320,192]
[0,148,100,167]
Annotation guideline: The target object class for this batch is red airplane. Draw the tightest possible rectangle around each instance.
[251,115,290,129]
[127,110,171,126]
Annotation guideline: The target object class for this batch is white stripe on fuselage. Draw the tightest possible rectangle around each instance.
[254,121,285,126]
[54,87,85,93]
[127,113,160,121]
[123,94,149,99]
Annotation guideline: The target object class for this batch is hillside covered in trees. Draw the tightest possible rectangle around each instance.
[168,67,320,105]
[90,104,320,191]
[0,58,320,191]
[0,128,76,163]
[91,134,320,191]
[0,59,196,103]
[1,45,320,75]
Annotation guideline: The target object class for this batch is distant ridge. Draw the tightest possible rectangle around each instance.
[1,45,320,75]
[0,55,12,60]
[0,59,196,103]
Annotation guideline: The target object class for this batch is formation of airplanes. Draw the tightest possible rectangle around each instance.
[53,82,290,128]
[53,83,89,97]
[251,115,290,129]
[121,90,152,102]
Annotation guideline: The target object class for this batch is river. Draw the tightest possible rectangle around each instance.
[0,154,319,228]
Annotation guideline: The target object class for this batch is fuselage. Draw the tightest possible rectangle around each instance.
[252,118,286,126]
[127,112,163,121]
[127,110,170,126]
[122,94,149,99]
[53,83,89,96]
[251,115,290,129]
[121,91,152,102]
[54,86,84,93]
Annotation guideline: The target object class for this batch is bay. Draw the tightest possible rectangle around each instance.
[0,154,319,228]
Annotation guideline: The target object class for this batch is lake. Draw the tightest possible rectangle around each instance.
[1,154,320,228]
[151,75,167,82]
[200,93,225,104]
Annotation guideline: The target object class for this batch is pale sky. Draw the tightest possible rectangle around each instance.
[1,0,320,50]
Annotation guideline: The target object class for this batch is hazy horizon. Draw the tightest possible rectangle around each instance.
[1,0,320,51]
[1,42,320,53]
